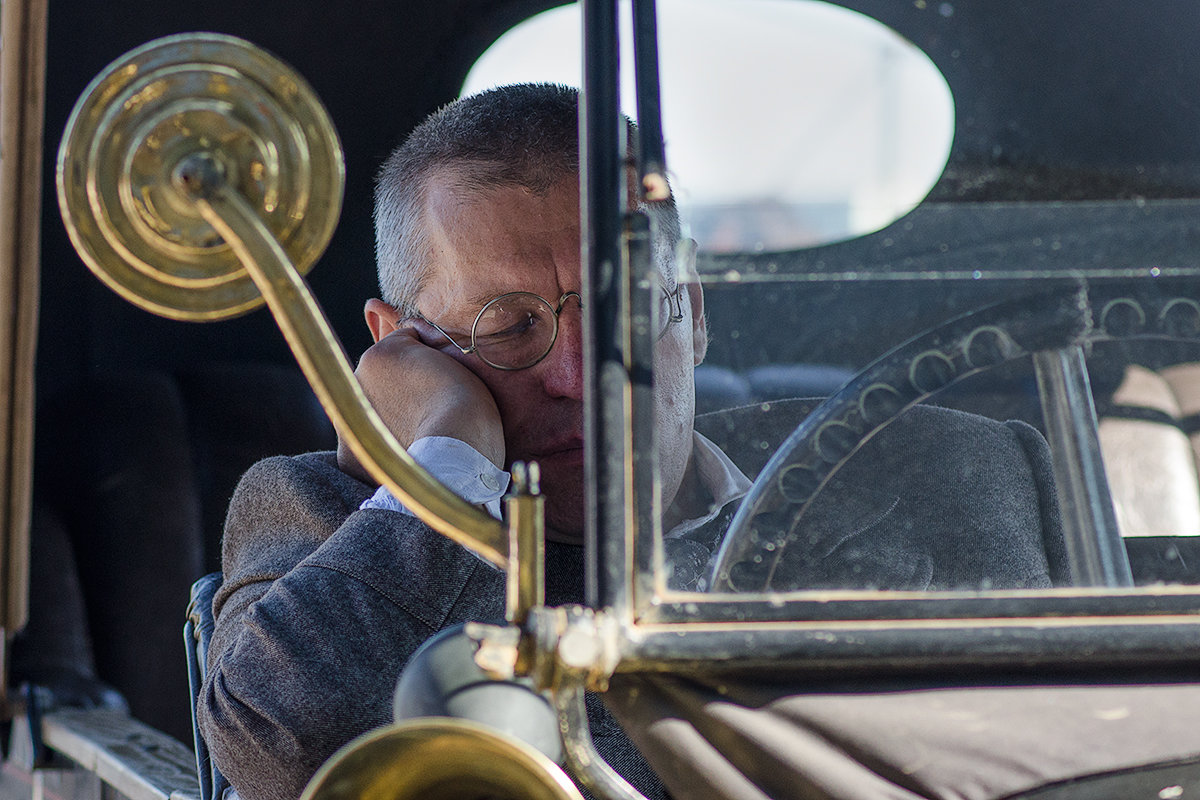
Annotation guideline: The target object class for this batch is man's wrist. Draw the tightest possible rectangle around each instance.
[360,436,510,519]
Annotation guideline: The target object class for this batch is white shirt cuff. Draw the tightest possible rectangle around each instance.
[359,436,510,519]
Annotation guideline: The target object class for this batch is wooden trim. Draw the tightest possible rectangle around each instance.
[0,0,47,635]
[36,709,200,800]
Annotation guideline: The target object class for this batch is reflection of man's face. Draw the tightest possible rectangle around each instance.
[411,169,706,543]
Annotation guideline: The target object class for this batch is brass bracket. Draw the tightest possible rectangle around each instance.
[467,605,621,695]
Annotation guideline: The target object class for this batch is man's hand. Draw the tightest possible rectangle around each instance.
[337,322,505,485]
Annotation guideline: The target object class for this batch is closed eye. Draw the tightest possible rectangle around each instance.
[476,311,539,344]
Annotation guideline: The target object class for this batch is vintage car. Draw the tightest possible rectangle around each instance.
[1,0,1199,798]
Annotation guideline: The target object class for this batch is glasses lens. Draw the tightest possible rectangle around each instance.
[474,292,556,368]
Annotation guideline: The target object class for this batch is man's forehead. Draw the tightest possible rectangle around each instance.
[415,166,675,314]
[422,170,579,226]
[412,175,581,315]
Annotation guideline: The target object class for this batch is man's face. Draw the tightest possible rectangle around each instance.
[410,169,706,543]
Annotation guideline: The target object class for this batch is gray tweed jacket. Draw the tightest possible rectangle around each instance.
[197,400,1062,800]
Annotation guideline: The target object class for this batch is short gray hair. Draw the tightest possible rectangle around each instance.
[373,83,682,314]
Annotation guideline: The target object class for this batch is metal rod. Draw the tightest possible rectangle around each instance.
[627,0,669,607]
[183,155,509,567]
[624,214,663,605]
[0,0,47,637]
[581,0,632,615]
[556,680,649,800]
[506,462,546,625]
[1033,345,1133,587]
[618,615,1200,674]
[631,0,670,201]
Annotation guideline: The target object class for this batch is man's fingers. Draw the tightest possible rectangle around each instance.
[340,313,506,479]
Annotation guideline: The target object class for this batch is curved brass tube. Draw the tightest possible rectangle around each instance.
[555,680,647,800]
[184,159,508,566]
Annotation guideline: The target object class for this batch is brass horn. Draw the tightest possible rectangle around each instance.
[300,626,586,800]
[299,718,584,800]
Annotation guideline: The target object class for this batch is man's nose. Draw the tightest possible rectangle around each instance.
[538,304,584,399]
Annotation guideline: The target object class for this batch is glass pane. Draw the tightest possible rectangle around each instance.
[468,0,1200,614]
[647,2,1200,609]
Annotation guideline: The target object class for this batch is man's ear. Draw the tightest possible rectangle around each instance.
[686,282,708,366]
[364,298,402,343]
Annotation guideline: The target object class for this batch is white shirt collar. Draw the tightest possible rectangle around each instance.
[665,430,752,539]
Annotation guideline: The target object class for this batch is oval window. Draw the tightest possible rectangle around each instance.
[463,0,954,253]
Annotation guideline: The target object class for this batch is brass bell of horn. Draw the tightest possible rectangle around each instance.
[301,626,585,800]
[299,718,584,800]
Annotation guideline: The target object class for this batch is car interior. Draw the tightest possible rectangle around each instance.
[17,0,1200,770]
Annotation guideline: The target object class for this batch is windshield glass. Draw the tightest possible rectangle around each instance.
[467,0,1200,616]
[644,0,1200,611]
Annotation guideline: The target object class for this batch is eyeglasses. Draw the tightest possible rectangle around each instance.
[418,286,686,371]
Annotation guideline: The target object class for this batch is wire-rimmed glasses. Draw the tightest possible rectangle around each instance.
[418,286,685,370]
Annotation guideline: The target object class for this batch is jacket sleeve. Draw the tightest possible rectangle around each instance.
[196,453,503,800]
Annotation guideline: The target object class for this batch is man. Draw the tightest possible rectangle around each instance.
[199,83,731,800]
[198,83,1063,800]
[340,82,720,544]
